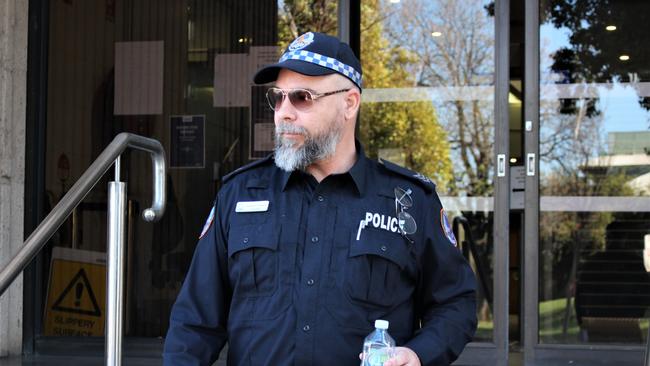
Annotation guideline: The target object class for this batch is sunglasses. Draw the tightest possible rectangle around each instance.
[265,87,350,111]
[394,187,417,243]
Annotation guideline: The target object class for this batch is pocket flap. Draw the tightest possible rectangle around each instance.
[228,223,279,257]
[349,229,409,269]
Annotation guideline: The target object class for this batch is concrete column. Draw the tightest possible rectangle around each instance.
[0,0,28,357]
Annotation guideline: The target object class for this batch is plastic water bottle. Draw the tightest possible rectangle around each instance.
[361,319,395,366]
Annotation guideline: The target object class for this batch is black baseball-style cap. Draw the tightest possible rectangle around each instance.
[253,32,363,90]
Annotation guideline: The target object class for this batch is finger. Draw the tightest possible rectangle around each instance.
[385,353,408,366]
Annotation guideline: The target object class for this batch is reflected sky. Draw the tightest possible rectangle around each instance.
[540,23,650,135]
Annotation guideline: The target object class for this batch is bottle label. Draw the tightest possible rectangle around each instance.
[367,348,391,366]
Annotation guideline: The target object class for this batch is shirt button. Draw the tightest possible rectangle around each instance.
[243,237,249,244]
[317,195,324,202]
[307,279,315,286]
[311,236,319,243]
[302,325,310,332]
[380,245,387,252]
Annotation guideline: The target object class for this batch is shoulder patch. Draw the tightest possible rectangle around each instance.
[222,154,274,184]
[440,208,457,246]
[199,205,216,239]
[379,159,436,193]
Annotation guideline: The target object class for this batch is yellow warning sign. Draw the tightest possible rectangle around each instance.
[43,247,106,337]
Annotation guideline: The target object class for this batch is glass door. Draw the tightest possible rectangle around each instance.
[357,0,510,364]
[30,0,312,358]
[524,0,650,363]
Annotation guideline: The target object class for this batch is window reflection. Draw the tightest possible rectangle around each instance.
[42,0,321,339]
[360,0,496,342]
[539,0,650,344]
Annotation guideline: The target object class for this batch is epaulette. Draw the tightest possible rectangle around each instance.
[379,158,436,193]
[222,154,274,184]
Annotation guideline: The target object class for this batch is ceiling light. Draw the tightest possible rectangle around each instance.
[238,38,244,43]
[619,54,630,61]
[510,158,518,163]
[431,31,442,37]
[605,25,616,31]
[389,0,400,3]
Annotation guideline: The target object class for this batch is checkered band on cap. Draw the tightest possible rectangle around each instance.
[279,50,362,88]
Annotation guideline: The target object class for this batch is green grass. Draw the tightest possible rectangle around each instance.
[471,298,649,343]
[478,320,493,331]
[539,297,649,343]
[539,297,581,342]
[474,320,493,341]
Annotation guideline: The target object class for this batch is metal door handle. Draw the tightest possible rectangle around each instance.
[497,154,506,177]
[527,153,535,176]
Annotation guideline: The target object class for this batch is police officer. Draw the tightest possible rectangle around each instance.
[163,32,477,366]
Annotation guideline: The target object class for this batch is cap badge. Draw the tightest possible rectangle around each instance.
[288,32,315,52]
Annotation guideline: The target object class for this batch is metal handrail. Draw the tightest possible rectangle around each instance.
[0,133,165,295]
[0,133,166,365]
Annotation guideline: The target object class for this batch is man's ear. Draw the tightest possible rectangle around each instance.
[344,89,361,120]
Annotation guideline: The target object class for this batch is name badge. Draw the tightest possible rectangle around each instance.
[235,200,269,213]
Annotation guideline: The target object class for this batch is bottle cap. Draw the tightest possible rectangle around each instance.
[375,319,389,329]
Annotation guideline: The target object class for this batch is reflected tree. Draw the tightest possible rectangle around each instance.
[374,0,496,326]
[536,0,650,312]
[278,0,337,50]
[538,0,650,171]
[359,0,453,192]
[383,0,495,196]
[539,96,605,176]
[541,0,650,112]
[277,0,454,191]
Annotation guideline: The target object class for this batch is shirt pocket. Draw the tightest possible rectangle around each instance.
[228,223,280,298]
[345,228,414,308]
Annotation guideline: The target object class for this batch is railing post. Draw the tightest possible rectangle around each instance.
[645,318,650,366]
[106,157,126,366]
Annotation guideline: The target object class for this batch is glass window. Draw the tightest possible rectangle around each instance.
[360,0,496,342]
[40,0,335,340]
[539,0,650,344]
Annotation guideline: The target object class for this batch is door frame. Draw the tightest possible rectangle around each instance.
[341,1,511,364]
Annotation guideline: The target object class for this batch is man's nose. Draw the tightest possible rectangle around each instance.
[274,95,297,121]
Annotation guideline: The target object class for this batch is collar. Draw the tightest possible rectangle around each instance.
[279,140,369,196]
[347,140,368,196]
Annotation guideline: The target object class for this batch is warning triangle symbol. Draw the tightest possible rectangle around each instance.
[51,268,102,317]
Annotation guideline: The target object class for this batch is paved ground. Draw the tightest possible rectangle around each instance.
[0,355,228,366]
[0,356,227,366]
[0,352,645,365]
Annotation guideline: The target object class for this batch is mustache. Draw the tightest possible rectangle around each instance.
[275,123,307,135]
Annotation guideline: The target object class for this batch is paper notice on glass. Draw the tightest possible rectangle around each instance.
[170,115,205,169]
[213,54,250,107]
[510,166,526,209]
[249,46,280,78]
[114,41,164,115]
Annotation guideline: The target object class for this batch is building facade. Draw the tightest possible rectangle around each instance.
[0,0,648,364]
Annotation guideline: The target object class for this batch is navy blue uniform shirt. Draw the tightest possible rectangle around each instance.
[163,144,477,366]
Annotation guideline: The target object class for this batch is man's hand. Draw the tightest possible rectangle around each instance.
[383,347,421,366]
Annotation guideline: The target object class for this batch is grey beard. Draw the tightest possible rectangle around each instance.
[274,122,342,172]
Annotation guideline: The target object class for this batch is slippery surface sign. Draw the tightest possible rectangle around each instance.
[43,247,106,337]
